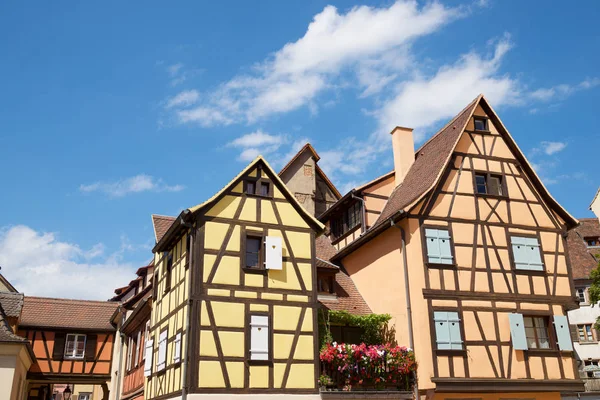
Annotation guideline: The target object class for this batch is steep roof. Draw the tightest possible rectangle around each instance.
[152,215,176,242]
[0,273,18,293]
[155,156,325,253]
[0,305,27,343]
[0,292,24,318]
[20,297,118,331]
[567,218,600,281]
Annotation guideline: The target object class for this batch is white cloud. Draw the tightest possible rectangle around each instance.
[80,174,184,198]
[168,1,463,126]
[226,130,286,162]
[166,90,199,109]
[0,225,136,300]
[529,78,600,102]
[539,141,567,155]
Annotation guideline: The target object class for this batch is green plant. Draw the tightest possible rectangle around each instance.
[318,374,334,388]
[318,309,395,349]
[588,260,600,330]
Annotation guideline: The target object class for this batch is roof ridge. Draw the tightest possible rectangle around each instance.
[25,296,118,305]
[152,214,176,219]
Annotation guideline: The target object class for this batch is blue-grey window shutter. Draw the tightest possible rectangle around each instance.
[553,315,573,351]
[511,236,543,271]
[425,229,441,264]
[526,237,544,270]
[438,230,453,265]
[434,311,451,350]
[509,313,528,350]
[447,312,463,349]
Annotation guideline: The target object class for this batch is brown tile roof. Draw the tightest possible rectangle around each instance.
[0,305,27,343]
[375,96,479,227]
[0,292,24,318]
[568,218,600,280]
[316,258,339,271]
[20,297,118,331]
[152,214,176,242]
[316,235,338,262]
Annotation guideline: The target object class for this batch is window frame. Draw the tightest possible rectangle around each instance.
[422,225,457,269]
[473,116,489,132]
[164,251,173,293]
[473,171,508,198]
[523,315,555,351]
[317,272,336,295]
[77,394,92,400]
[156,328,168,373]
[509,234,545,274]
[576,287,588,304]
[243,176,273,198]
[64,333,87,360]
[329,200,363,242]
[431,308,466,356]
[241,228,266,273]
[247,311,272,365]
[578,324,596,343]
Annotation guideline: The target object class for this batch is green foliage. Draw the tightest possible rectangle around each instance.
[318,309,396,349]
[589,260,600,330]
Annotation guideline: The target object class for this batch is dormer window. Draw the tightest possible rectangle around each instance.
[245,181,256,195]
[474,117,488,131]
[244,178,272,198]
[330,201,362,240]
[475,173,505,197]
[260,182,270,197]
[586,237,600,248]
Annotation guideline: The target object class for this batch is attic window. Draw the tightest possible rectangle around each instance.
[260,182,270,197]
[586,237,600,248]
[474,117,488,131]
[246,181,256,195]
[475,173,505,197]
[244,179,272,198]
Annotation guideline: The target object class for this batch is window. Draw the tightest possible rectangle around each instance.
[173,332,182,363]
[425,228,454,265]
[433,311,463,350]
[586,237,600,247]
[330,201,362,239]
[164,252,173,292]
[245,235,262,269]
[578,324,596,342]
[577,287,588,304]
[474,117,488,131]
[157,330,167,372]
[330,325,364,344]
[134,330,141,367]
[144,337,154,377]
[511,236,544,271]
[260,182,270,196]
[585,360,600,378]
[77,394,91,400]
[475,173,504,196]
[524,316,551,349]
[245,181,256,195]
[126,336,133,370]
[317,274,335,294]
[249,314,269,361]
[65,334,86,359]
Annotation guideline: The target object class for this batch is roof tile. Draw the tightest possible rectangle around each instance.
[568,219,600,281]
[152,215,176,242]
[0,292,24,318]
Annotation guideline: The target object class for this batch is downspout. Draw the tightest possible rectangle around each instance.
[390,212,418,400]
[351,192,367,234]
[115,307,125,400]
[180,212,194,400]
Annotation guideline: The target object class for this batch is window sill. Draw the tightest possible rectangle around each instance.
[435,349,466,357]
[64,356,85,360]
[247,359,273,366]
[579,341,598,345]
[526,349,560,356]
[426,263,457,270]
[513,268,546,276]
[242,267,267,275]
[475,193,508,200]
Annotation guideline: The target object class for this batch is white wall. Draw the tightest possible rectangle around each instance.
[569,302,600,362]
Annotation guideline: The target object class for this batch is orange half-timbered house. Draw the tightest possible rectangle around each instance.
[317,95,584,400]
[17,296,118,400]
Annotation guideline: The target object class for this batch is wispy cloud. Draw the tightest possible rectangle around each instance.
[166,89,199,109]
[0,225,138,299]
[166,62,203,86]
[80,174,184,198]
[539,141,567,155]
[529,78,600,102]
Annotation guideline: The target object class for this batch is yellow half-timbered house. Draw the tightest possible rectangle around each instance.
[145,156,324,400]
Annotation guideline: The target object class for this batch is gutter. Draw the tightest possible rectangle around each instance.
[389,211,418,400]
[180,210,194,400]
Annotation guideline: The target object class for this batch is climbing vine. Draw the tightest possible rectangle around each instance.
[318,309,396,349]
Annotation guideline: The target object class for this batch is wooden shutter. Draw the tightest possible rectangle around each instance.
[527,237,544,270]
[135,331,141,366]
[554,315,574,351]
[488,176,501,196]
[157,330,167,371]
[511,236,543,271]
[85,334,97,361]
[433,312,451,350]
[173,333,182,363]
[265,237,282,270]
[508,313,528,350]
[250,315,269,360]
[52,332,66,360]
[570,324,579,343]
[425,229,441,264]
[144,339,154,377]
[447,312,463,350]
[438,230,453,265]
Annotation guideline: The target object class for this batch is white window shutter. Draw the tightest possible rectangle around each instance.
[173,333,182,363]
[511,236,544,271]
[135,330,141,367]
[265,236,282,270]
[425,229,441,264]
[250,315,269,360]
[508,313,528,350]
[144,339,153,377]
[438,230,453,265]
[433,311,451,350]
[447,312,463,349]
[157,331,167,371]
[553,315,574,351]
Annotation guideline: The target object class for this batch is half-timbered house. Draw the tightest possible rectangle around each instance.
[145,156,325,399]
[318,95,584,399]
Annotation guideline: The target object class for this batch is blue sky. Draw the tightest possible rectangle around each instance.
[0,0,598,299]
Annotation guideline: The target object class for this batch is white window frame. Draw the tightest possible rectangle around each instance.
[64,334,86,359]
[173,333,182,363]
[576,287,588,304]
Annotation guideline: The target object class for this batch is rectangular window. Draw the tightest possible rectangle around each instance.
[433,311,463,350]
[126,337,133,370]
[157,330,167,371]
[586,237,600,247]
[134,330,141,367]
[249,314,269,361]
[65,334,86,359]
[475,173,504,196]
[260,182,270,196]
[474,117,488,131]
[511,236,544,271]
[577,287,587,304]
[317,274,335,294]
[585,360,600,378]
[246,180,256,195]
[425,228,454,265]
[245,235,262,269]
[330,201,362,240]
[77,394,91,400]
[173,332,182,363]
[578,324,595,342]
[164,252,173,292]
[524,316,551,349]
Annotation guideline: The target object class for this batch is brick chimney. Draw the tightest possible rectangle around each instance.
[390,126,415,187]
